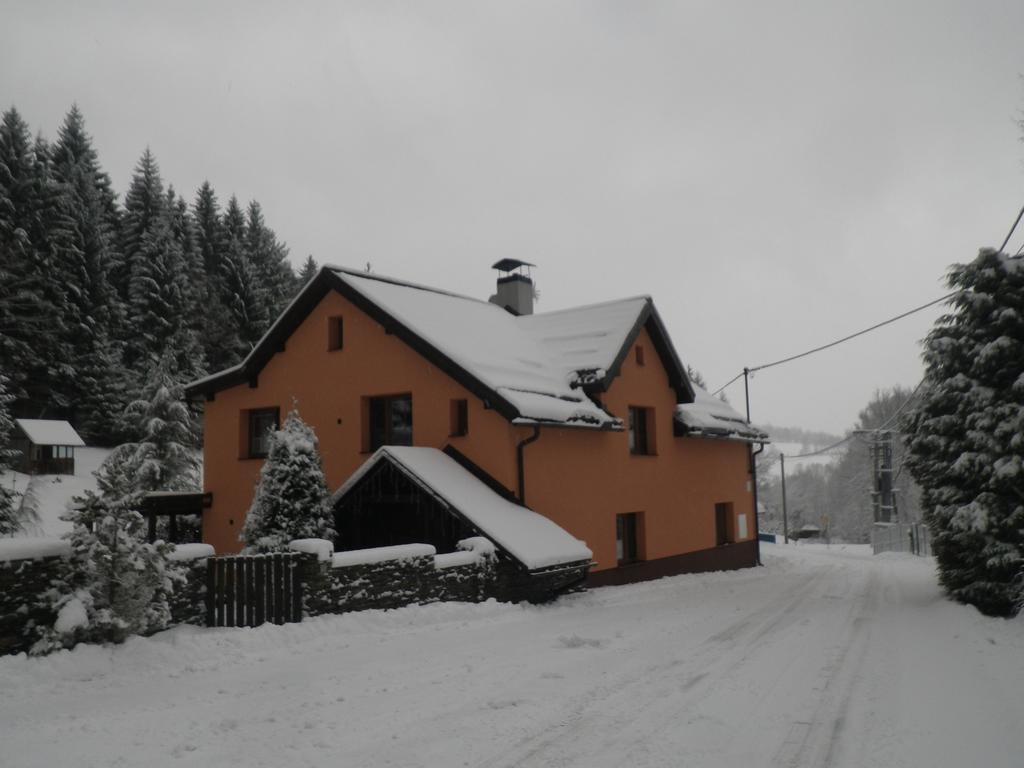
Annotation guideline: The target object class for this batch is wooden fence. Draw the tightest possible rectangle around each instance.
[205,552,305,628]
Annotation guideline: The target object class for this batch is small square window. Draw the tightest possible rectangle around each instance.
[328,316,344,351]
[248,408,279,458]
[450,399,468,437]
[616,513,640,565]
[635,345,645,366]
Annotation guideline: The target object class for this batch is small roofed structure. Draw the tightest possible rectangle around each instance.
[12,419,85,475]
[332,446,593,600]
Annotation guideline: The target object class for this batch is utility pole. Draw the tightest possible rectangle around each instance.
[780,452,789,543]
[859,428,896,523]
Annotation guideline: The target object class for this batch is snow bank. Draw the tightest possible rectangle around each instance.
[167,543,215,562]
[0,537,71,562]
[332,543,436,568]
[288,538,334,562]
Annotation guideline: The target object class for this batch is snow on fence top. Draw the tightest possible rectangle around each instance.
[675,386,770,443]
[434,536,497,570]
[167,543,215,562]
[14,419,85,447]
[0,537,71,562]
[332,543,437,568]
[288,538,334,562]
[336,447,593,571]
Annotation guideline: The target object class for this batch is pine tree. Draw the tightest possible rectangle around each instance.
[241,409,335,553]
[193,182,237,372]
[31,489,176,653]
[0,112,79,417]
[904,249,1024,616]
[221,232,270,361]
[117,148,164,303]
[298,254,318,285]
[0,373,21,535]
[117,353,201,494]
[51,106,126,442]
[125,195,205,384]
[245,200,296,316]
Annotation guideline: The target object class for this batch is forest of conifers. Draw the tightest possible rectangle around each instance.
[0,105,318,445]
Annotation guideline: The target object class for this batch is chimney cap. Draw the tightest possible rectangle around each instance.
[491,258,535,274]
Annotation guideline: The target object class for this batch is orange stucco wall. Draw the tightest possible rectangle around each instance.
[201,291,756,570]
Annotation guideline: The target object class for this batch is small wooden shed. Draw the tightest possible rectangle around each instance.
[12,419,85,475]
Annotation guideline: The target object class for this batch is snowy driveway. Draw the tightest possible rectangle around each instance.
[2,545,1021,768]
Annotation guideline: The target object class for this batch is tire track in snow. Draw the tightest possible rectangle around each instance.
[482,567,836,768]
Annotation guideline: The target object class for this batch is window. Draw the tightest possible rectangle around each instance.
[450,399,468,437]
[628,406,653,455]
[715,502,734,546]
[328,316,344,351]
[368,394,413,451]
[248,408,279,458]
[616,513,639,565]
[635,345,645,366]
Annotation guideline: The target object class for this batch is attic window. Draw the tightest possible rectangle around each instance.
[328,316,344,351]
[450,399,468,437]
[635,345,645,366]
[366,394,413,451]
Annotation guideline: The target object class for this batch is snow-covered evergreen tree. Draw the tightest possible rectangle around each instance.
[31,490,176,653]
[298,254,318,285]
[193,182,237,372]
[0,374,21,535]
[51,106,126,443]
[0,108,75,416]
[245,200,296,316]
[113,353,201,495]
[241,410,335,553]
[904,249,1024,616]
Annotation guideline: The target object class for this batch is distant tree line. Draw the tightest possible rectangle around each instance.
[0,105,319,445]
[758,387,923,544]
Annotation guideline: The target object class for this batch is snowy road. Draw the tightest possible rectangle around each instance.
[2,544,1021,768]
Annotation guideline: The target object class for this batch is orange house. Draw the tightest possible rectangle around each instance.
[185,261,768,585]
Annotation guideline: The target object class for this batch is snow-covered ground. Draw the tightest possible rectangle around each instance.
[0,447,109,538]
[2,544,1021,768]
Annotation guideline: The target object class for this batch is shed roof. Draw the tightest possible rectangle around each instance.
[333,446,593,571]
[14,419,85,447]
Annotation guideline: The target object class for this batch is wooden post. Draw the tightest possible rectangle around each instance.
[205,558,216,627]
[273,554,285,625]
[290,555,303,623]
[254,556,265,627]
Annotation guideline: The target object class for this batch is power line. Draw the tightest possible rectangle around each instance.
[999,204,1024,254]
[782,380,923,460]
[710,293,955,395]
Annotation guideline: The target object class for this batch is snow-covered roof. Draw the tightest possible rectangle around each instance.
[14,419,85,447]
[334,270,625,428]
[333,446,593,571]
[186,266,695,429]
[674,387,770,443]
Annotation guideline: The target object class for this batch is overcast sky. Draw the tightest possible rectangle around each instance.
[4,1,1024,434]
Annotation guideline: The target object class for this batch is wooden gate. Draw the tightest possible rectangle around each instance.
[205,552,304,628]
